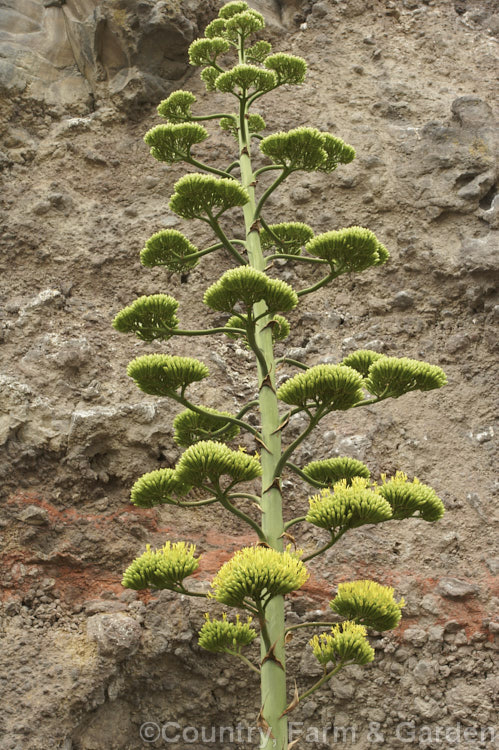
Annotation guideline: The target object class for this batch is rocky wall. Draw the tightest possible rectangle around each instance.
[0,0,498,749]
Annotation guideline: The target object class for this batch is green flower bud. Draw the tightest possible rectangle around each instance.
[211,546,309,608]
[200,67,219,91]
[277,364,364,409]
[306,478,392,533]
[364,357,447,399]
[122,541,199,591]
[305,226,388,272]
[330,580,405,631]
[169,174,249,220]
[225,10,265,38]
[310,622,375,666]
[341,350,386,378]
[215,65,276,96]
[188,37,230,67]
[198,612,257,653]
[112,295,179,341]
[260,127,326,172]
[264,53,307,85]
[219,1,249,19]
[204,267,298,313]
[130,468,191,508]
[175,440,262,486]
[246,40,272,63]
[204,18,227,38]
[144,123,208,164]
[140,230,198,273]
[260,222,314,255]
[126,354,209,396]
[319,133,356,172]
[302,457,371,486]
[157,90,197,123]
[377,471,445,521]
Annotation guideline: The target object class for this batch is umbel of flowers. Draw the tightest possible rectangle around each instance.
[113,3,447,747]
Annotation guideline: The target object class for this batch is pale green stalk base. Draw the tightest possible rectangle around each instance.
[237,41,288,750]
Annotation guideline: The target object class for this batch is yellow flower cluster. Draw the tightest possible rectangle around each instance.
[309,622,374,667]
[211,546,309,608]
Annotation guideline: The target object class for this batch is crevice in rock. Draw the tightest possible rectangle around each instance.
[479,183,497,210]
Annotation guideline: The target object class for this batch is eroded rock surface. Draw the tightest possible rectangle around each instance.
[0,0,498,749]
[0,0,220,111]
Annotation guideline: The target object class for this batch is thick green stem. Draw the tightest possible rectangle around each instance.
[206,212,248,265]
[302,528,347,563]
[283,515,307,531]
[298,663,344,702]
[297,271,337,298]
[285,462,324,489]
[274,411,324,479]
[237,38,288,750]
[186,155,235,179]
[219,495,266,541]
[226,649,261,675]
[168,392,261,440]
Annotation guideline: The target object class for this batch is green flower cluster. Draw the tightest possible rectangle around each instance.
[112,295,179,342]
[130,468,190,508]
[364,357,447,398]
[260,222,314,256]
[330,580,405,631]
[170,174,249,220]
[140,230,198,273]
[157,90,197,123]
[306,227,388,272]
[176,440,262,487]
[122,542,199,591]
[309,622,375,667]
[220,113,266,138]
[127,354,209,396]
[211,546,309,608]
[277,364,364,410]
[302,457,371,486]
[260,128,355,173]
[144,123,208,165]
[204,267,298,313]
[224,313,290,342]
[377,471,445,521]
[341,350,385,378]
[306,478,393,533]
[198,612,257,653]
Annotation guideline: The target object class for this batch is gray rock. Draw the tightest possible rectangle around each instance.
[311,2,328,18]
[402,628,427,646]
[451,96,494,126]
[32,201,51,216]
[436,578,479,599]
[479,193,499,228]
[392,290,415,309]
[485,558,499,575]
[469,425,494,443]
[446,333,469,353]
[457,170,495,201]
[84,600,128,615]
[18,506,49,526]
[87,613,142,658]
[0,0,220,111]
[413,659,436,685]
[459,234,499,273]
[414,696,441,720]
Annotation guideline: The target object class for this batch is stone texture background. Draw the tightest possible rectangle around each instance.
[0,0,498,748]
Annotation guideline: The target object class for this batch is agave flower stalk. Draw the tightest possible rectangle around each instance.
[113,3,448,748]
